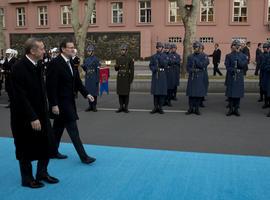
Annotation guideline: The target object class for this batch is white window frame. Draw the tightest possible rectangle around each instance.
[232,0,247,22]
[200,0,214,22]
[16,7,26,27]
[0,8,5,28]
[168,1,181,23]
[85,3,96,25]
[232,37,247,44]
[139,1,151,23]
[38,6,48,26]
[111,2,123,24]
[200,37,214,43]
[61,5,71,25]
[169,37,182,43]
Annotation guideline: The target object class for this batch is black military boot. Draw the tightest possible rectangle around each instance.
[185,107,193,115]
[194,107,201,115]
[92,105,97,112]
[150,107,158,114]
[116,106,123,113]
[159,108,164,114]
[85,107,91,112]
[234,108,240,116]
[226,107,234,116]
[123,105,129,113]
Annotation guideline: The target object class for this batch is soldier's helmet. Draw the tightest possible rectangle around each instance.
[170,43,177,49]
[120,44,128,50]
[5,48,12,54]
[164,43,171,49]
[193,41,201,49]
[231,40,241,48]
[156,42,164,48]
[263,42,270,49]
[51,47,59,53]
[86,44,95,52]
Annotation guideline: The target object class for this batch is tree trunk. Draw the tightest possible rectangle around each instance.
[176,0,199,77]
[71,0,95,71]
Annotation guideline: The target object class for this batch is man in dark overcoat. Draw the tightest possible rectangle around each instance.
[10,38,58,188]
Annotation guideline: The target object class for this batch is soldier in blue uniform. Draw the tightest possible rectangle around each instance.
[115,44,134,113]
[82,45,100,112]
[200,44,210,107]
[149,42,167,114]
[259,43,270,109]
[170,44,181,101]
[186,41,207,115]
[163,43,174,107]
[225,40,248,116]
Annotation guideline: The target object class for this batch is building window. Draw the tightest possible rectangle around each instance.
[169,37,182,43]
[200,37,214,43]
[0,8,5,28]
[232,37,247,43]
[200,0,214,22]
[139,1,151,23]
[268,0,270,22]
[61,5,71,25]
[38,6,48,26]
[169,1,181,23]
[232,0,247,22]
[16,7,26,27]
[111,2,123,24]
[85,3,96,24]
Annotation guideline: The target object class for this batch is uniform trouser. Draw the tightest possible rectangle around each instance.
[255,64,260,75]
[228,97,240,109]
[213,63,222,76]
[172,86,177,98]
[88,96,97,108]
[53,119,88,160]
[154,95,165,110]
[118,95,129,109]
[188,97,201,109]
[166,89,173,102]
[19,159,49,184]
[259,86,265,100]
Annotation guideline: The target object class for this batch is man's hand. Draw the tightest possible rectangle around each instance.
[52,105,60,115]
[31,120,41,131]
[87,94,95,102]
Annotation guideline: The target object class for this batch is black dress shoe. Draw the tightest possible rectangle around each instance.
[123,109,129,113]
[194,109,201,115]
[150,108,158,114]
[85,107,91,112]
[185,109,193,115]
[92,107,98,112]
[226,109,233,116]
[115,108,123,113]
[22,180,44,189]
[159,109,164,114]
[81,156,96,164]
[37,175,59,184]
[234,110,240,117]
[54,152,68,159]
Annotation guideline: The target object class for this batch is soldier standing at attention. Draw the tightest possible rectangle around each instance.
[170,44,181,101]
[225,40,248,116]
[185,41,207,115]
[115,44,134,113]
[83,45,100,112]
[149,42,167,114]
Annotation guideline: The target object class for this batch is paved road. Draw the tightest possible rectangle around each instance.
[0,92,270,157]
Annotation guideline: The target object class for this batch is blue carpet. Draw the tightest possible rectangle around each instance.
[0,137,270,200]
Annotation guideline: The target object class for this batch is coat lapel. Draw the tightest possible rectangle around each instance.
[58,55,74,77]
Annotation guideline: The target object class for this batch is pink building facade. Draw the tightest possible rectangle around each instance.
[0,0,270,60]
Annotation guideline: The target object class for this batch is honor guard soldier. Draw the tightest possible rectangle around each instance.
[225,40,248,116]
[186,41,207,115]
[163,43,174,106]
[115,44,134,113]
[170,43,181,101]
[149,42,168,114]
[82,45,101,112]
[259,43,270,109]
[200,44,210,108]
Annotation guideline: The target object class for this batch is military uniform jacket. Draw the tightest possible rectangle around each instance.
[82,55,100,96]
[163,52,175,90]
[150,52,168,95]
[225,51,248,98]
[186,53,207,97]
[115,54,134,95]
[261,52,270,96]
[170,52,181,87]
